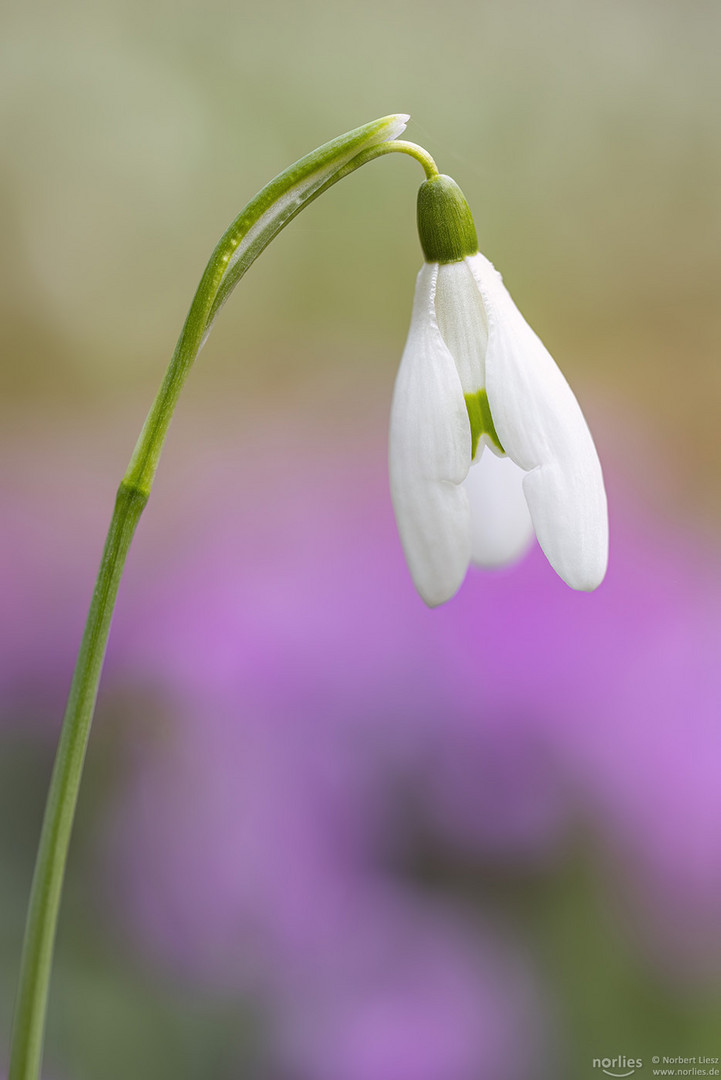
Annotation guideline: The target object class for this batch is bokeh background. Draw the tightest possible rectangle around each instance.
[2,0,721,1077]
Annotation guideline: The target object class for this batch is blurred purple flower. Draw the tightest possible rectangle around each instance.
[106,683,545,1079]
[94,432,721,1074]
[99,445,556,1076]
[5,421,721,1078]
[431,493,721,970]
[269,892,542,1080]
[0,484,108,723]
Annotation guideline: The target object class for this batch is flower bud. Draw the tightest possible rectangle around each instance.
[417,174,479,264]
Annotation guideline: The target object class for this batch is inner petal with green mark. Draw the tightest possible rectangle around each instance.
[465,388,504,459]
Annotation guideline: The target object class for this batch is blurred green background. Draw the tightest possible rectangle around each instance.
[2,0,720,514]
[1,0,721,1077]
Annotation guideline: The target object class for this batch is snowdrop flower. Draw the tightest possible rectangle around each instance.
[389,175,608,606]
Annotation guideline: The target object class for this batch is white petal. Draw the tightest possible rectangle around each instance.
[435,261,488,394]
[389,263,472,606]
[467,253,608,591]
[464,449,535,568]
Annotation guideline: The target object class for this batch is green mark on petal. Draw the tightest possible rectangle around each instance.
[465,388,504,459]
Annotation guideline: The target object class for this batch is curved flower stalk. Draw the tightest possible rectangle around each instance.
[389,174,608,606]
[8,112,419,1080]
[126,112,410,492]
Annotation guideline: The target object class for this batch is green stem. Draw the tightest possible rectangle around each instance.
[345,139,439,181]
[8,115,434,1080]
[8,483,147,1080]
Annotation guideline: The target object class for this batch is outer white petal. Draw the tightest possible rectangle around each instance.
[389,263,472,606]
[464,449,535,568]
[435,261,488,395]
[467,253,608,591]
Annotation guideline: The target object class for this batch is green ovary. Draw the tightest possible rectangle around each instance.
[465,388,504,459]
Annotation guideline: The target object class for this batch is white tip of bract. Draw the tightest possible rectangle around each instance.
[465,450,535,568]
[380,113,410,141]
[468,253,609,591]
[389,264,472,606]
